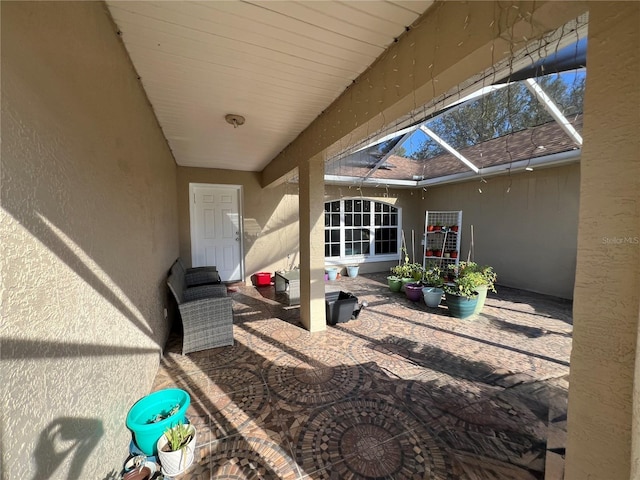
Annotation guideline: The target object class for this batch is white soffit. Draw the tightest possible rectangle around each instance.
[106,1,434,171]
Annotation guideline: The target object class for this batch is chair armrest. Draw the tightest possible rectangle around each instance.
[178,295,233,354]
[183,283,227,302]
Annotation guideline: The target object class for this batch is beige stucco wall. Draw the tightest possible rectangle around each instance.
[566,2,640,479]
[1,2,179,479]
[399,164,580,299]
[178,166,579,299]
[176,167,300,281]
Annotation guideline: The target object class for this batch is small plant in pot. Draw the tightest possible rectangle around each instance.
[443,271,485,319]
[387,275,403,292]
[423,265,444,288]
[391,248,421,291]
[157,422,197,477]
[421,265,445,307]
[405,282,424,302]
[456,262,497,314]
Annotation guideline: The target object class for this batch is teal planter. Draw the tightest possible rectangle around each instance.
[445,292,479,319]
[347,265,359,278]
[126,389,190,455]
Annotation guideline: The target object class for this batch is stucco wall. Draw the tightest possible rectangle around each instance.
[1,2,178,479]
[176,167,300,281]
[179,166,579,299]
[400,164,580,299]
[566,2,640,479]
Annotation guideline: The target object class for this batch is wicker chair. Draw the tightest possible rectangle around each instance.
[171,258,221,287]
[167,272,233,354]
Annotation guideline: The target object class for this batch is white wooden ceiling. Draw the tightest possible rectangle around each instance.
[106,1,434,172]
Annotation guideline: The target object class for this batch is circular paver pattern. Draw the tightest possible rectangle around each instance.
[295,397,451,479]
[265,349,366,406]
[199,366,270,437]
[239,318,313,355]
[348,336,426,380]
[208,436,298,480]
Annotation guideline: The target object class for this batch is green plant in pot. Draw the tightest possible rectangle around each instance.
[421,264,445,307]
[411,263,425,281]
[443,271,485,319]
[390,263,413,279]
[423,265,444,288]
[157,422,197,477]
[456,262,497,314]
[387,275,403,293]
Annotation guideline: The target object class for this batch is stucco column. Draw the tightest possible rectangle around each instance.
[298,156,327,332]
[565,3,640,479]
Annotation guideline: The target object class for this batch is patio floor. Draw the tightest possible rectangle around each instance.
[152,273,572,479]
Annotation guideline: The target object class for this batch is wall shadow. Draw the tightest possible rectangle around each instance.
[31,417,103,480]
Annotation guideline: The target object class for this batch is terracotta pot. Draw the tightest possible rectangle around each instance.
[123,466,155,480]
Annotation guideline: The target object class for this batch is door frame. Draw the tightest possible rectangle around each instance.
[189,182,245,282]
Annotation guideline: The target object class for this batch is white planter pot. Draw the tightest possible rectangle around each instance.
[157,424,197,477]
[422,287,444,308]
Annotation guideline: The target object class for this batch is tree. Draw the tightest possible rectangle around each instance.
[409,72,585,159]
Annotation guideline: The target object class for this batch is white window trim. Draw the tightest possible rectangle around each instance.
[324,198,402,265]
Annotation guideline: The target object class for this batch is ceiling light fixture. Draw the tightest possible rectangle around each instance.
[225,114,245,128]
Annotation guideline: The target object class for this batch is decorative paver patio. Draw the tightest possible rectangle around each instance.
[152,273,572,479]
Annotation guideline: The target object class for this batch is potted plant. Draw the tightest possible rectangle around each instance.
[422,265,444,307]
[326,267,339,281]
[391,247,420,291]
[443,271,485,319]
[346,265,360,278]
[411,263,424,281]
[405,282,424,302]
[157,422,197,477]
[425,249,434,257]
[126,389,190,456]
[456,262,497,314]
[387,275,403,292]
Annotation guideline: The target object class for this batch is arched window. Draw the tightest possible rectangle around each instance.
[324,199,401,263]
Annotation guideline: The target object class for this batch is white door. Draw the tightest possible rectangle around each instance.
[190,184,243,282]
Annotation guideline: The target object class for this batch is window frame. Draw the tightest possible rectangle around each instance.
[324,198,401,265]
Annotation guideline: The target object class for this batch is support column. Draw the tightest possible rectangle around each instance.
[565,3,640,479]
[298,155,327,332]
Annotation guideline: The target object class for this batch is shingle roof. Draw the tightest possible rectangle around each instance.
[331,115,582,181]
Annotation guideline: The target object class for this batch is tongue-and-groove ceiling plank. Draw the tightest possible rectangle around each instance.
[107,1,433,171]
